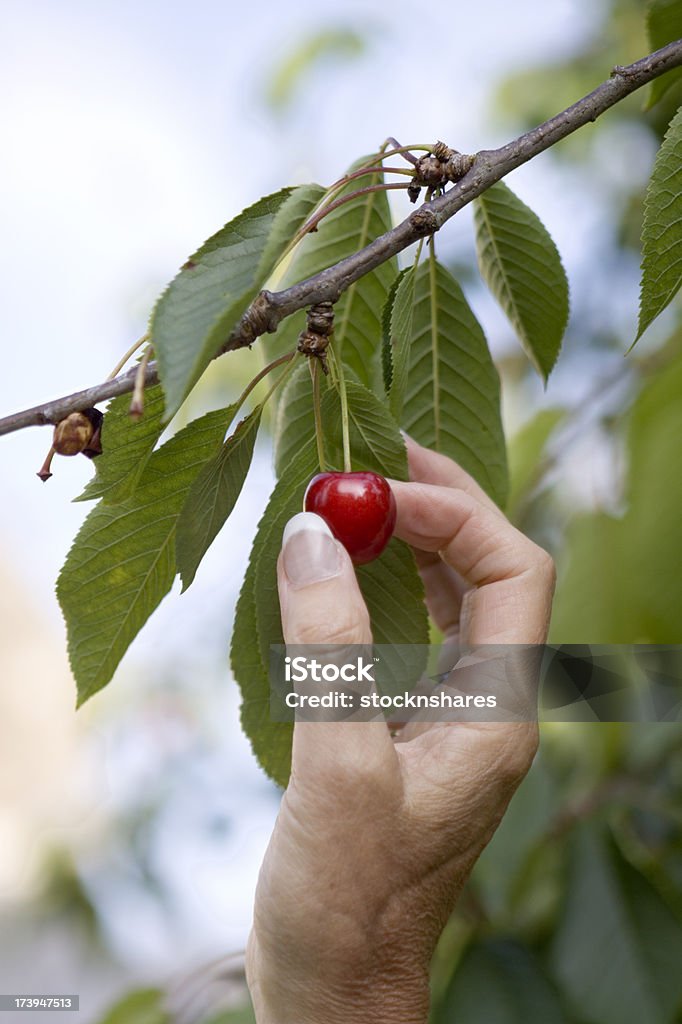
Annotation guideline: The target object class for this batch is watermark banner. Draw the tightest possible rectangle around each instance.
[269,644,682,723]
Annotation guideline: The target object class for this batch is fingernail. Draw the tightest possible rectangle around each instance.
[282,512,342,587]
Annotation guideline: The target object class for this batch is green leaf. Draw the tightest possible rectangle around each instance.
[95,988,169,1024]
[75,384,166,504]
[433,940,567,1024]
[200,1008,255,1024]
[551,825,682,1024]
[264,163,397,386]
[233,565,293,789]
[58,407,233,705]
[322,379,408,478]
[473,756,559,921]
[646,0,682,109]
[264,28,367,113]
[274,365,409,480]
[474,182,569,380]
[232,441,318,786]
[151,185,322,419]
[176,405,261,591]
[636,107,682,342]
[273,360,318,477]
[382,267,413,407]
[256,183,327,280]
[506,408,566,523]
[398,255,508,506]
[551,339,682,644]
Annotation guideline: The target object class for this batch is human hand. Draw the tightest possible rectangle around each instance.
[246,437,556,1024]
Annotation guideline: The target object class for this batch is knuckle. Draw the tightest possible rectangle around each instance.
[291,609,371,647]
[531,544,556,589]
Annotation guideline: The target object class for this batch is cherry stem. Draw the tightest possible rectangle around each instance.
[129,343,154,419]
[373,141,434,164]
[238,351,296,411]
[37,445,56,482]
[329,348,351,474]
[310,359,327,473]
[300,183,412,237]
[106,333,149,381]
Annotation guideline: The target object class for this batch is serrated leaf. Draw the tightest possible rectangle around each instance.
[232,564,293,789]
[274,365,408,480]
[75,385,167,504]
[256,182,327,281]
[58,407,233,705]
[381,267,411,398]
[645,0,682,109]
[232,441,318,786]
[264,162,397,385]
[551,826,682,1024]
[474,182,569,380]
[321,379,408,479]
[636,107,682,342]
[433,940,567,1024]
[273,360,319,477]
[176,405,261,591]
[387,266,417,422]
[507,408,566,523]
[398,255,508,506]
[151,185,321,419]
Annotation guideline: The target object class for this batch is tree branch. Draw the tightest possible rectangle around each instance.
[1,39,680,438]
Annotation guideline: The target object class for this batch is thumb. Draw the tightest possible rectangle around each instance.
[277,512,395,781]
[277,512,372,646]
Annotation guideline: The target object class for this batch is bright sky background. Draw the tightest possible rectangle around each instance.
[0,0,645,1011]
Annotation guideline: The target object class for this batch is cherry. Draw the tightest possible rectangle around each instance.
[304,471,397,565]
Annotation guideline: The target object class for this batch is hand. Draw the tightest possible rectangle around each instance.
[246,437,556,1024]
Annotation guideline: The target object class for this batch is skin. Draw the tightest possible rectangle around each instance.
[246,437,556,1023]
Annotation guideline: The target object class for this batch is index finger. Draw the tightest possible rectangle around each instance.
[402,434,503,515]
[390,480,555,645]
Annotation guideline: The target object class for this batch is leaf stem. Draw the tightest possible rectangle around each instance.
[329,348,352,473]
[428,238,440,448]
[129,343,154,420]
[106,333,149,381]
[310,359,327,473]
[260,351,300,407]
[236,351,295,411]
[299,183,412,237]
[374,141,434,164]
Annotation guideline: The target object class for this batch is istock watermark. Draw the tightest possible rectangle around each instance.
[284,655,377,684]
[269,644,682,724]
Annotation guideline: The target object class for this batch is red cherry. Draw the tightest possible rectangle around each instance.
[304,471,397,565]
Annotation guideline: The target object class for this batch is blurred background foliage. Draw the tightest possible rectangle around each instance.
[1,0,680,1021]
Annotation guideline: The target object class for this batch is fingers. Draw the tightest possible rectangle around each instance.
[390,481,555,645]
[400,435,503,633]
[402,433,503,515]
[277,513,396,782]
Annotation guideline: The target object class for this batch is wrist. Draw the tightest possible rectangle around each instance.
[246,929,430,1024]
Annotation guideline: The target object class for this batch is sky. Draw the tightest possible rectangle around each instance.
[0,0,635,1011]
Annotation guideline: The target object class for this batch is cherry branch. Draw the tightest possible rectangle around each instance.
[1,39,681,439]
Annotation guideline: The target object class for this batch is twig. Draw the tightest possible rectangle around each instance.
[1,40,680,438]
